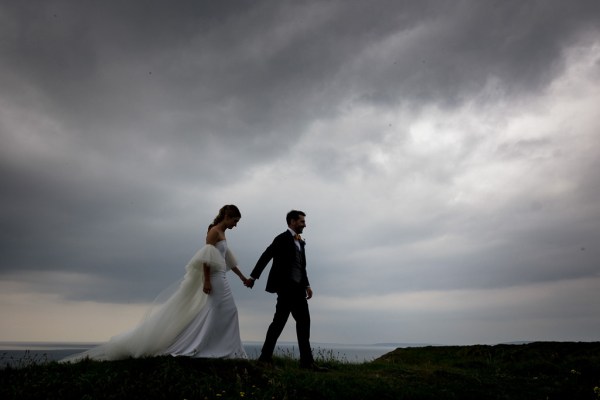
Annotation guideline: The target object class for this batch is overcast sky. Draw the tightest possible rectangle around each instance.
[1,0,599,346]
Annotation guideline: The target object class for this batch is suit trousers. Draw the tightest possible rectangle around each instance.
[259,282,313,365]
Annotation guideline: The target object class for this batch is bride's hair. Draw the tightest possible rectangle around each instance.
[208,204,241,232]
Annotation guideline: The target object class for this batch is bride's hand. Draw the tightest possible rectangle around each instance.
[203,282,212,294]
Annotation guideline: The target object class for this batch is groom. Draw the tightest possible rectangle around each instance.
[246,210,324,370]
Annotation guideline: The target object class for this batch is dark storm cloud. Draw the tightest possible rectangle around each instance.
[5,0,597,149]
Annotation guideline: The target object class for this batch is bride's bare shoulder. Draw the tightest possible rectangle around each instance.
[205,227,225,245]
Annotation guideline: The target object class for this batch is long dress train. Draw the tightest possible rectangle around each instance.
[61,240,247,362]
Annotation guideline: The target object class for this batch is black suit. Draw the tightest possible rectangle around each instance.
[250,230,314,365]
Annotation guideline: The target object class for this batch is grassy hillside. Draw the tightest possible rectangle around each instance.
[1,342,599,399]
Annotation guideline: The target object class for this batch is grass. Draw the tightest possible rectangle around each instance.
[1,342,599,399]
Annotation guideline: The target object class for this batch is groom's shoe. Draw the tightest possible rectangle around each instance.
[300,362,329,372]
[256,356,274,369]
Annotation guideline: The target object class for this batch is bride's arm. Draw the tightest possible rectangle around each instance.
[230,266,248,284]
[202,227,221,294]
[203,263,212,294]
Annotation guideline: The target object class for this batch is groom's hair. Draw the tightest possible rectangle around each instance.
[286,210,306,225]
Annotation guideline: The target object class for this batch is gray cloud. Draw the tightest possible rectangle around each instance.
[1,0,599,343]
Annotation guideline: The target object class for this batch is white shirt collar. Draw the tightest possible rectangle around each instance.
[289,228,302,249]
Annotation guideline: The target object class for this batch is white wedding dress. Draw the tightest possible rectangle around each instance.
[62,240,247,362]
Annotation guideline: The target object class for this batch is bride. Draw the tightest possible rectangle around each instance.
[62,205,249,362]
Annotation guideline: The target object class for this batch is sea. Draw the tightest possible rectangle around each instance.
[0,341,425,368]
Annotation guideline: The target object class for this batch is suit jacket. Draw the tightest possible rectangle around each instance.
[250,230,310,293]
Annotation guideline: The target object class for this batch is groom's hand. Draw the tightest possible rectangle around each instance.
[245,278,255,288]
[306,287,313,300]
